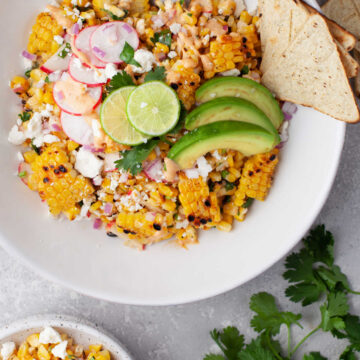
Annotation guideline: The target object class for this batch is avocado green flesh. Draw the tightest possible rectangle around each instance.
[168,121,280,170]
[195,77,284,129]
[185,96,277,134]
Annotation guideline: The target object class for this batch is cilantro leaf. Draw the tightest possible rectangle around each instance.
[106,71,135,93]
[150,29,172,47]
[102,8,128,20]
[303,352,328,360]
[285,283,324,306]
[320,292,349,332]
[115,139,159,175]
[340,347,358,360]
[238,338,275,360]
[203,355,225,360]
[120,42,140,67]
[45,76,50,84]
[58,43,71,59]
[242,198,254,208]
[317,265,351,293]
[210,327,244,360]
[31,139,41,155]
[144,66,166,82]
[18,112,31,122]
[250,292,302,336]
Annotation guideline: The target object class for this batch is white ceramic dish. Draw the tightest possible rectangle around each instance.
[0,0,345,305]
[0,315,133,360]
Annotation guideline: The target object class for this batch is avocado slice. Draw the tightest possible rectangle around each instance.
[185,96,277,134]
[195,77,284,129]
[168,121,280,169]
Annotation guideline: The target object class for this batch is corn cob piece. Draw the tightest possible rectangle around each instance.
[27,143,94,219]
[116,212,174,243]
[178,173,221,226]
[166,65,201,110]
[235,148,279,204]
[27,13,64,59]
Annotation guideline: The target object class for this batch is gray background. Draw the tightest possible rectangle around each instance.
[1,123,359,359]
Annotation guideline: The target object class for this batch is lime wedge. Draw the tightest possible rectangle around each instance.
[100,86,149,145]
[126,81,180,136]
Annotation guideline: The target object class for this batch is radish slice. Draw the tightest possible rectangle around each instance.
[40,43,71,74]
[60,112,94,145]
[18,162,32,186]
[144,159,164,182]
[53,73,102,116]
[90,22,139,64]
[68,56,106,86]
[74,26,106,68]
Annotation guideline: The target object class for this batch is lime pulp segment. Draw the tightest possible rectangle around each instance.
[126,81,180,136]
[100,86,149,145]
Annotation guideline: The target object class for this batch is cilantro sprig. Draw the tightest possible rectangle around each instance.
[204,225,360,360]
[105,71,135,94]
[58,43,71,59]
[150,29,172,47]
[144,66,166,82]
[18,112,31,122]
[120,42,141,67]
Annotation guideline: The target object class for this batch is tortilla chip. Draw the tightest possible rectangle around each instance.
[262,14,359,123]
[336,40,359,78]
[354,50,360,96]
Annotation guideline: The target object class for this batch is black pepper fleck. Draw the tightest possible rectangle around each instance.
[59,165,67,173]
[43,166,49,171]
[54,169,60,175]
[269,155,276,161]
[107,232,118,238]
[123,229,130,234]
[248,171,254,176]
[43,177,50,183]
[200,218,207,225]
[153,223,162,231]
[205,200,211,207]
[188,215,195,222]
[190,81,195,86]
[170,83,179,90]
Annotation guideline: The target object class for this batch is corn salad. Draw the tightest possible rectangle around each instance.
[8,0,281,250]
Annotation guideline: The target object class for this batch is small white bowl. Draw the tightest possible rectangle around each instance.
[0,315,133,360]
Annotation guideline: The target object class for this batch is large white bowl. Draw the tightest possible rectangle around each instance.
[0,315,133,360]
[0,0,345,305]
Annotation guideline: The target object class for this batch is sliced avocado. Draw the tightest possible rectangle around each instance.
[168,121,280,169]
[185,96,277,134]
[195,77,284,129]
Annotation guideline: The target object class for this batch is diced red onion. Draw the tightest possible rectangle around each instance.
[145,212,156,222]
[282,101,297,115]
[144,159,164,182]
[104,203,113,215]
[83,144,105,153]
[93,218,102,229]
[122,23,134,34]
[223,25,228,31]
[71,23,80,35]
[283,112,293,121]
[92,46,106,58]
[158,53,167,61]
[52,124,62,132]
[22,50,36,61]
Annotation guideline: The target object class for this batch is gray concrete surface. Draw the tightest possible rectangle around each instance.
[1,123,359,360]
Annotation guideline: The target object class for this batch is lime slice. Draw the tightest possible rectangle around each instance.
[126,81,180,136]
[100,86,149,145]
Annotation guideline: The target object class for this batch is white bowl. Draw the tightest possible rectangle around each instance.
[0,0,344,305]
[0,315,133,360]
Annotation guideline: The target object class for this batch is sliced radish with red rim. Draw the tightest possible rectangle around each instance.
[60,112,94,146]
[40,43,71,74]
[74,26,106,68]
[144,159,164,182]
[18,162,32,186]
[90,22,139,64]
[68,56,106,86]
[53,73,102,116]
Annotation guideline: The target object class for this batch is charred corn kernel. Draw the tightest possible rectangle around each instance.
[154,42,169,54]
[147,149,157,161]
[92,0,108,17]
[37,345,50,360]
[64,205,81,220]
[176,225,198,248]
[23,150,38,164]
[158,183,178,198]
[163,199,177,212]
[229,167,241,179]
[178,173,221,225]
[91,201,102,211]
[209,171,222,182]
[218,0,236,15]
[216,220,232,232]
[235,148,279,202]
[89,345,102,353]
[27,143,94,217]
[67,140,80,152]
[95,350,111,360]
[234,207,248,222]
[26,334,40,348]
[223,201,238,216]
[252,16,259,24]
[226,173,236,183]
[27,13,64,59]
[11,76,30,93]
[240,10,252,24]
[145,28,155,46]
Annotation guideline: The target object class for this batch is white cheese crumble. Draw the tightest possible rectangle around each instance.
[220,69,241,77]
[79,197,92,219]
[75,147,104,178]
[33,134,60,147]
[131,49,156,74]
[54,35,64,45]
[197,156,212,179]
[212,150,221,160]
[16,151,24,162]
[49,70,62,82]
[39,327,62,344]
[26,112,43,138]
[51,341,68,360]
[104,63,118,79]
[175,219,189,229]
[1,342,15,360]
[136,19,145,35]
[104,152,121,172]
[91,119,102,139]
[185,168,200,179]
[168,51,177,59]
[93,175,103,186]
[22,57,33,71]
[170,22,181,34]
[152,17,165,29]
[8,125,26,145]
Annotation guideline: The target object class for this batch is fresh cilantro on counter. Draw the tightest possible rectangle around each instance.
[204,225,360,360]
[115,139,159,175]
[120,42,141,67]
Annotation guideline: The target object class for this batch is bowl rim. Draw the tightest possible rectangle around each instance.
[0,314,133,360]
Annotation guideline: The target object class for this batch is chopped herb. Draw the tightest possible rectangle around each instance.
[208,181,215,192]
[144,66,166,82]
[180,0,184,5]
[106,71,135,93]
[102,8,128,20]
[18,171,27,178]
[187,12,193,17]
[174,213,179,220]
[18,112,31,122]
[225,181,235,191]
[25,62,39,78]
[120,42,141,67]
[164,163,167,171]
[31,139,41,155]
[115,139,160,175]
[242,197,254,208]
[67,355,76,360]
[58,43,71,59]
[223,195,231,204]
[89,356,95,360]
[25,69,31,78]
[45,76,50,83]
[241,65,250,75]
[150,29,172,47]
[221,170,229,179]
